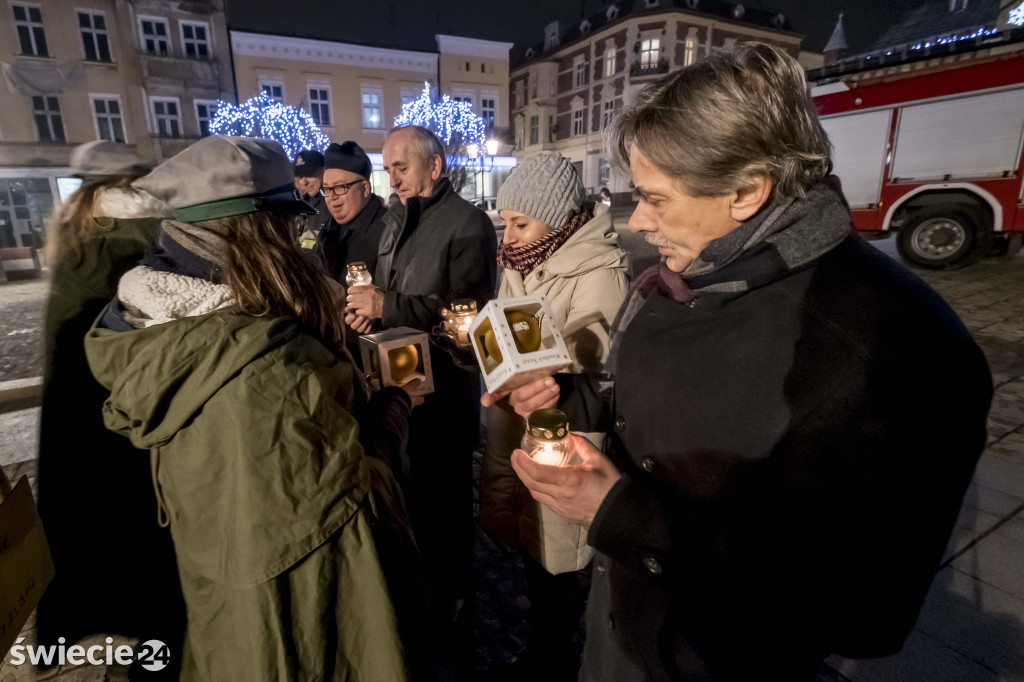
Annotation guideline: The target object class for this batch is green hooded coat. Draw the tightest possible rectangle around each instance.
[36,187,186,660]
[85,308,411,681]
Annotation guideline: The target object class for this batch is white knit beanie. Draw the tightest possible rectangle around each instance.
[497,152,585,227]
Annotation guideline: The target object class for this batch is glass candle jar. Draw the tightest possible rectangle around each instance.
[449,298,477,347]
[346,261,372,288]
[521,408,575,466]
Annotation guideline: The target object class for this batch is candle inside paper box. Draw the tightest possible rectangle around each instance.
[469,294,571,395]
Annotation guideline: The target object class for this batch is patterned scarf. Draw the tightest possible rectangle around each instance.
[496,207,593,277]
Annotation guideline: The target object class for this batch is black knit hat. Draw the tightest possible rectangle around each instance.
[324,141,372,180]
[293,149,325,177]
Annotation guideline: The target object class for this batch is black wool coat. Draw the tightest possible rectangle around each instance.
[375,176,496,331]
[560,235,992,682]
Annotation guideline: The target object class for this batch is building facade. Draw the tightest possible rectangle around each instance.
[230,30,514,199]
[0,0,233,248]
[508,0,801,202]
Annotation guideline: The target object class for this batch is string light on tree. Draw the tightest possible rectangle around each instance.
[209,92,330,161]
[394,82,487,157]
[1011,2,1024,26]
[393,82,489,193]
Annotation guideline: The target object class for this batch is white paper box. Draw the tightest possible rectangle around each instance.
[358,326,434,396]
[469,294,572,394]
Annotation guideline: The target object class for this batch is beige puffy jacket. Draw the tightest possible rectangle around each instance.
[480,202,628,573]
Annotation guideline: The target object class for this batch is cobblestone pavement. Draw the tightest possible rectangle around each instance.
[0,280,46,383]
[3,239,1024,681]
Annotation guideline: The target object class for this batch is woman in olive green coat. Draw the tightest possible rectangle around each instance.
[35,141,187,671]
[85,135,427,681]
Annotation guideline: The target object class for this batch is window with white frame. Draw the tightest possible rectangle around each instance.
[139,17,170,56]
[601,100,615,129]
[361,87,382,128]
[529,73,538,99]
[151,97,181,138]
[91,96,125,142]
[684,27,698,66]
[529,115,539,145]
[13,4,48,57]
[32,96,64,142]
[481,98,496,131]
[259,77,284,102]
[195,100,218,137]
[640,38,660,68]
[401,87,420,109]
[574,57,587,88]
[180,20,210,59]
[515,80,525,108]
[453,96,472,106]
[604,46,616,77]
[598,157,611,186]
[79,11,111,62]
[308,85,330,126]
[572,108,585,137]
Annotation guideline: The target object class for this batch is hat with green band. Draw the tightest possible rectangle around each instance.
[135,135,316,223]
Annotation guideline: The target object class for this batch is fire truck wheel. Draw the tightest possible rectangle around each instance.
[896,207,991,269]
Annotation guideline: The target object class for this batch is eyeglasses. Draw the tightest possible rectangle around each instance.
[321,179,367,198]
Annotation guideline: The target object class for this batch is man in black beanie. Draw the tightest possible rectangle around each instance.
[293,149,329,247]
[313,141,387,280]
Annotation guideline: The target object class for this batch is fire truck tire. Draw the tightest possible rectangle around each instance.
[896,207,992,269]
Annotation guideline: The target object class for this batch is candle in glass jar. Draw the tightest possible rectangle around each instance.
[449,299,477,347]
[346,262,372,288]
[521,408,575,467]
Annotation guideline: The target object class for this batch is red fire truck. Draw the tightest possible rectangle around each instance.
[812,52,1024,268]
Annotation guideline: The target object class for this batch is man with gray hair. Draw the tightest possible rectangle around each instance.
[347,124,496,658]
[485,43,992,680]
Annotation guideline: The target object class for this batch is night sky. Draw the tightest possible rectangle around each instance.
[226,0,925,56]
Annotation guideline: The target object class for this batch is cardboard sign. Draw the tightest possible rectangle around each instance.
[0,474,55,658]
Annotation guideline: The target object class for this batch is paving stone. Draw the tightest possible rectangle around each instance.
[972,452,1024,501]
[0,408,39,468]
[951,524,1024,600]
[989,433,1024,463]
[913,568,1024,677]
[828,628,1000,681]
[961,481,1024,518]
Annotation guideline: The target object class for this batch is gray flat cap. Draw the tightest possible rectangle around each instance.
[134,135,315,223]
[71,140,151,180]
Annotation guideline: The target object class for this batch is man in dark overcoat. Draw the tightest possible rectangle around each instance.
[487,43,993,681]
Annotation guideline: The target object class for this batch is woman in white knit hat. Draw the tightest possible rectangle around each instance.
[480,150,628,679]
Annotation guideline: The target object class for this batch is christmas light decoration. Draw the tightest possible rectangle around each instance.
[209,92,330,161]
[394,83,487,159]
[1011,3,1024,26]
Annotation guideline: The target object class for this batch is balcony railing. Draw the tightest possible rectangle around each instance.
[140,53,220,88]
[630,58,670,79]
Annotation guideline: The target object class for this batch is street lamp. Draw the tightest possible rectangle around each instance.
[467,143,479,158]
[486,138,499,156]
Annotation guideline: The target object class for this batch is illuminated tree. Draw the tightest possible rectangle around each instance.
[394,83,488,193]
[210,93,330,161]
